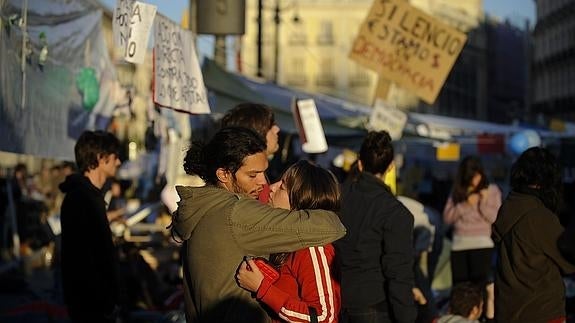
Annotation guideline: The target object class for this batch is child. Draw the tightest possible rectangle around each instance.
[438,282,484,323]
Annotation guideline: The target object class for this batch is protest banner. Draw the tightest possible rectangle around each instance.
[113,0,157,64]
[153,15,210,114]
[350,0,467,104]
[368,98,407,140]
[291,98,328,154]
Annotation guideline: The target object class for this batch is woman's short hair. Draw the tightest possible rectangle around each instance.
[282,160,340,212]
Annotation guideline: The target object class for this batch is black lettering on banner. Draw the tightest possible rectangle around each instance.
[155,17,208,109]
[132,3,142,23]
[127,41,136,57]
[119,27,131,46]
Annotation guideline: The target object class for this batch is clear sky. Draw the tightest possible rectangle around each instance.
[100,0,536,27]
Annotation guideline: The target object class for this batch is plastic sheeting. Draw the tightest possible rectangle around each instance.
[0,0,116,160]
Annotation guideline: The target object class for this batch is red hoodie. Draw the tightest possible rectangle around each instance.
[256,244,340,323]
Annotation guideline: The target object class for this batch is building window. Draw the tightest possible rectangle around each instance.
[316,57,335,86]
[286,57,307,86]
[349,66,371,88]
[317,21,334,46]
[288,23,307,46]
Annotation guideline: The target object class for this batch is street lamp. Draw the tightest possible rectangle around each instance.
[256,0,300,82]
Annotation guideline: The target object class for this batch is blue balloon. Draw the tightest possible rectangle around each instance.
[509,130,541,155]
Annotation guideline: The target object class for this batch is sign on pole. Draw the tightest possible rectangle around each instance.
[349,0,467,104]
[113,0,157,64]
[292,98,328,154]
[368,98,407,140]
[153,15,210,114]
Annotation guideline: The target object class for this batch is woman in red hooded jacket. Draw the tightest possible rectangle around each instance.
[236,160,341,323]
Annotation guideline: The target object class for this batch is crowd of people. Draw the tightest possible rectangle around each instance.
[2,101,575,323]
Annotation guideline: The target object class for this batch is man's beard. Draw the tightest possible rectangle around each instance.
[230,179,245,195]
[230,177,260,199]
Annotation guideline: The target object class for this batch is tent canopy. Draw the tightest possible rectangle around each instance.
[201,59,368,147]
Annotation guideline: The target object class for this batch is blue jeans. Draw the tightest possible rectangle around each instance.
[340,302,391,323]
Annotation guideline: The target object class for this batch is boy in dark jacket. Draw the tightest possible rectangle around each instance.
[336,131,416,323]
[59,130,121,323]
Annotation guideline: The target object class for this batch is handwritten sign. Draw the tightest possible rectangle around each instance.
[368,98,407,140]
[113,0,157,64]
[349,0,467,104]
[153,15,210,114]
[292,98,328,154]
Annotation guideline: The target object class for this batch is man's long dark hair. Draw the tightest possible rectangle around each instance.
[183,127,267,185]
[510,147,562,213]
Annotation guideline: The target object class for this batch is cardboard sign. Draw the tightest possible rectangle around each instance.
[153,15,210,114]
[113,0,157,64]
[349,0,467,104]
[368,98,407,140]
[292,98,328,154]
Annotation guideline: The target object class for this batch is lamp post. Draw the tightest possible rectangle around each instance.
[256,0,299,83]
[257,0,263,77]
[273,0,281,83]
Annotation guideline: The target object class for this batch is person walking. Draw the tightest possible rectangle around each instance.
[336,130,416,323]
[492,147,575,322]
[59,130,122,323]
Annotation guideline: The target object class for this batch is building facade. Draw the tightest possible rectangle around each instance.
[241,0,377,106]
[240,0,528,123]
[532,0,575,121]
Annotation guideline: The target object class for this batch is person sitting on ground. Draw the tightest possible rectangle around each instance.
[438,282,484,323]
